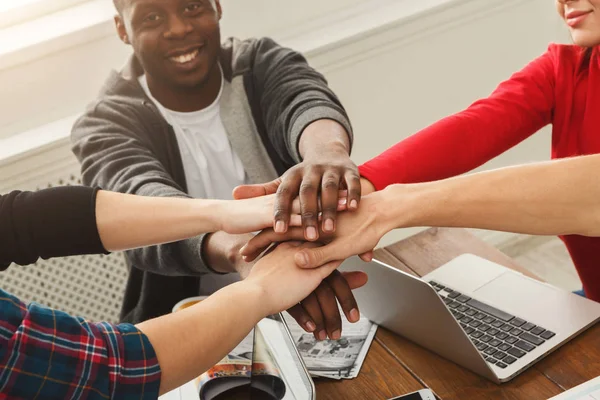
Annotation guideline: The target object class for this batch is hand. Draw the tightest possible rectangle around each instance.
[241,192,389,268]
[204,232,364,340]
[203,232,257,275]
[233,122,361,241]
[286,269,367,340]
[219,193,349,236]
[246,241,368,327]
[217,195,302,235]
[248,241,367,340]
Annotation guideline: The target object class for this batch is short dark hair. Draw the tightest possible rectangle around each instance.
[114,0,217,13]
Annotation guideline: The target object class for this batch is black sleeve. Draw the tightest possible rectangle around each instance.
[0,186,107,269]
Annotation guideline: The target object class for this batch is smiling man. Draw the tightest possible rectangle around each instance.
[71,0,361,341]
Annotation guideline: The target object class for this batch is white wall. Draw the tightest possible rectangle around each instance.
[0,0,571,242]
[311,0,569,244]
[219,0,365,39]
[310,0,569,244]
[319,0,567,167]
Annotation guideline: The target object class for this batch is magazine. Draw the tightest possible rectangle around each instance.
[548,375,600,400]
[283,309,377,379]
[171,298,288,400]
[163,296,375,400]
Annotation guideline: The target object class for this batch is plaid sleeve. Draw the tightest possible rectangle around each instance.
[0,289,161,399]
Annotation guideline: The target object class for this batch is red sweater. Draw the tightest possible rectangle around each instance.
[359,44,600,302]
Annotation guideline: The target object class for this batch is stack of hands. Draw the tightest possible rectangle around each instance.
[223,159,393,342]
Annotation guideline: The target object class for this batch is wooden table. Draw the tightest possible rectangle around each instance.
[315,228,600,400]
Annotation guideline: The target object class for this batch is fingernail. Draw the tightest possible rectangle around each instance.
[239,245,246,254]
[350,199,358,209]
[317,330,327,341]
[349,308,360,322]
[306,226,317,240]
[296,252,308,267]
[324,219,334,232]
[338,198,347,206]
[306,321,316,332]
[331,330,341,340]
[275,220,285,233]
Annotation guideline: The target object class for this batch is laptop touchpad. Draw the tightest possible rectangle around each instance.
[473,272,565,328]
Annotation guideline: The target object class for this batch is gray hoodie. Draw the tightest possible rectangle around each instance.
[71,37,353,323]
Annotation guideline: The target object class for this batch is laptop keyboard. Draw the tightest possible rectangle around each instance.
[429,281,556,369]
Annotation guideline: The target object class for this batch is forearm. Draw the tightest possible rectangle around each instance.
[299,119,351,159]
[136,281,267,395]
[96,191,222,251]
[384,155,600,236]
[358,51,555,192]
[202,231,254,275]
[360,178,376,195]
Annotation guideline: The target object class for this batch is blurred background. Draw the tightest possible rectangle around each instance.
[0,0,579,322]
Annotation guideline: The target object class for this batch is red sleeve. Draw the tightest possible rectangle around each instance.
[359,46,557,190]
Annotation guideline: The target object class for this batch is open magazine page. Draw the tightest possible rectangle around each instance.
[194,330,254,400]
[160,328,286,400]
[251,327,286,399]
[163,297,316,400]
[283,310,377,379]
[548,375,600,400]
[257,318,313,400]
[193,326,291,400]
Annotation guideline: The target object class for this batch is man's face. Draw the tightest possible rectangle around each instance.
[116,0,222,89]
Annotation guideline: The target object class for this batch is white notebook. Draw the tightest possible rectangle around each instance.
[548,376,600,400]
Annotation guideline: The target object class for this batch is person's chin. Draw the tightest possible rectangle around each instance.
[167,67,210,89]
[570,31,600,48]
[176,73,210,88]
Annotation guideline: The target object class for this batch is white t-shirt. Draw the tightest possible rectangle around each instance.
[139,73,248,200]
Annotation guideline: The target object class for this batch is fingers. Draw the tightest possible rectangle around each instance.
[291,190,348,214]
[295,240,345,268]
[340,271,369,290]
[299,292,328,341]
[287,304,317,333]
[232,178,282,200]
[320,171,340,234]
[289,214,303,227]
[325,270,360,323]
[274,241,305,250]
[274,174,302,234]
[359,251,374,262]
[344,170,362,211]
[314,280,342,340]
[240,228,306,262]
[337,190,349,211]
[299,171,321,241]
[289,271,368,339]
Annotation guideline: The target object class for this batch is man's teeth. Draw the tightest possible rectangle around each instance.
[171,49,199,64]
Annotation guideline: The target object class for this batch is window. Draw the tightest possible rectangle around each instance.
[0,0,90,29]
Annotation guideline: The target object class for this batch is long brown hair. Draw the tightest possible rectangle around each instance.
[583,47,594,64]
[578,46,594,74]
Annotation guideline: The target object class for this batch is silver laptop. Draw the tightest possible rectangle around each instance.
[339,253,600,383]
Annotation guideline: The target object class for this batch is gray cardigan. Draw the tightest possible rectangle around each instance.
[71,37,353,323]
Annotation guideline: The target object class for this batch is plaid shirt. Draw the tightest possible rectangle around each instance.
[0,289,161,399]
